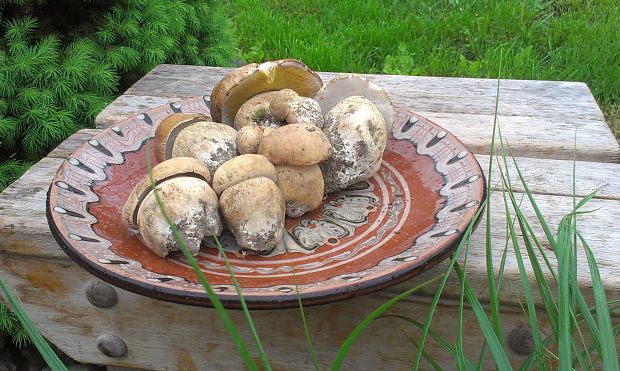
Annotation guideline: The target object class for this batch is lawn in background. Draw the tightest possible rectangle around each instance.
[227,0,620,140]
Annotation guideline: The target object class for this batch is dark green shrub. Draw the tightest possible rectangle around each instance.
[0,301,29,348]
[0,0,237,191]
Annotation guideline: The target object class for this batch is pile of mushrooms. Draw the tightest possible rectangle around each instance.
[122,59,394,258]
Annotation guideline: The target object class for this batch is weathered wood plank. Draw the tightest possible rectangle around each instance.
[475,155,620,201]
[95,94,620,162]
[0,157,67,259]
[94,65,619,162]
[0,254,555,370]
[48,129,620,200]
[125,65,606,121]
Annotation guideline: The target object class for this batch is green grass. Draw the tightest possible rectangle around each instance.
[227,0,620,139]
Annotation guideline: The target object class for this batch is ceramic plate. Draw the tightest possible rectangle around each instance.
[47,96,485,309]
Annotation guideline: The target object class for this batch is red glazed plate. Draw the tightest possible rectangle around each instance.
[47,96,485,309]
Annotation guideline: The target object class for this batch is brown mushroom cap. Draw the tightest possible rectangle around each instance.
[122,157,211,229]
[275,164,324,218]
[234,91,281,130]
[219,59,323,126]
[314,75,394,133]
[258,124,332,166]
[212,154,277,195]
[170,121,237,174]
[320,96,387,193]
[236,126,274,155]
[154,113,212,162]
[210,63,259,123]
[219,177,285,252]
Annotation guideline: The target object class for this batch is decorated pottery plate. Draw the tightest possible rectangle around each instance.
[47,96,485,309]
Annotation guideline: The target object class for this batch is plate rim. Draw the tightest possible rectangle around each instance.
[46,98,486,309]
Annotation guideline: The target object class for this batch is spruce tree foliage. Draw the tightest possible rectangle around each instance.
[0,301,30,349]
[0,0,237,191]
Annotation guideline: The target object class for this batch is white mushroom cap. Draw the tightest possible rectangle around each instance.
[234,91,282,130]
[320,96,387,193]
[171,121,238,174]
[219,177,285,253]
[122,157,221,258]
[314,75,394,133]
[284,97,324,128]
[137,177,221,257]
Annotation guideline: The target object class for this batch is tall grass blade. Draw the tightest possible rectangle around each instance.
[330,275,441,371]
[210,234,272,370]
[507,145,557,251]
[572,322,620,367]
[144,143,259,371]
[519,332,556,371]
[0,279,67,371]
[380,315,461,359]
[556,215,573,369]
[578,232,619,370]
[496,134,559,334]
[293,273,321,371]
[499,187,545,369]
[452,263,511,370]
[400,330,442,371]
[410,201,487,370]
[475,341,487,371]
[456,238,473,371]
[485,60,503,345]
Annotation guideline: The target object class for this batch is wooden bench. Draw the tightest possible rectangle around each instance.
[1,65,619,370]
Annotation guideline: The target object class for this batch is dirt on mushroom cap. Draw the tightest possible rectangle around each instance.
[320,96,387,193]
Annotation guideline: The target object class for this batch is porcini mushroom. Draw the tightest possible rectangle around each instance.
[258,124,332,166]
[154,113,212,162]
[270,89,324,128]
[210,63,259,123]
[314,75,394,133]
[154,116,237,174]
[212,154,277,196]
[219,177,285,253]
[122,157,222,257]
[233,91,281,130]
[320,96,387,193]
[211,59,323,126]
[275,164,324,218]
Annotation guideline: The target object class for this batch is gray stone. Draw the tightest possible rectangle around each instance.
[508,325,535,355]
[96,334,127,358]
[85,281,118,308]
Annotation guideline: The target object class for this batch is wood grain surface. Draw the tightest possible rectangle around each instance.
[0,254,550,370]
